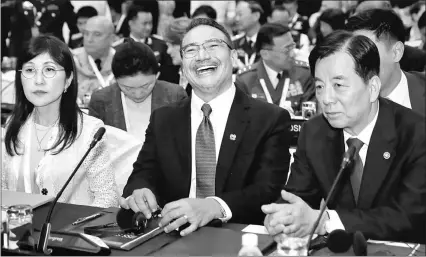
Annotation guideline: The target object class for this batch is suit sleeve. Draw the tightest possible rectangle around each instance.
[122,111,164,199]
[337,123,426,242]
[234,75,250,95]
[87,93,105,122]
[284,122,323,209]
[218,109,292,224]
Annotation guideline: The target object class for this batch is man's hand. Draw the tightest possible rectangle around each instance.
[262,190,319,239]
[119,188,158,219]
[159,198,222,236]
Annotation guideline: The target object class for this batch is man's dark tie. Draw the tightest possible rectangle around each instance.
[346,138,364,203]
[247,39,253,48]
[196,104,216,198]
[276,72,282,81]
[94,59,102,71]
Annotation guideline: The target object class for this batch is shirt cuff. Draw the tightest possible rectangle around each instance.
[207,196,232,222]
[324,210,345,233]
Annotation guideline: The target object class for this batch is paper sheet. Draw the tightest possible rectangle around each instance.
[241,225,269,235]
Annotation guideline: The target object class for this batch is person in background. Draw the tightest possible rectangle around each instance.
[192,5,217,20]
[119,18,292,233]
[233,0,265,71]
[163,16,193,96]
[156,1,176,40]
[275,0,309,35]
[114,4,174,84]
[417,11,426,51]
[346,9,426,117]
[318,8,346,38]
[8,0,79,70]
[267,5,290,26]
[263,30,426,244]
[69,6,98,49]
[73,16,116,107]
[88,39,186,143]
[235,23,314,116]
[354,0,391,15]
[2,35,117,208]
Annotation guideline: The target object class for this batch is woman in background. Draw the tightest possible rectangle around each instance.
[2,35,117,208]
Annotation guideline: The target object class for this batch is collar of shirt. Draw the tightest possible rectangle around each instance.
[130,34,152,45]
[245,33,258,44]
[343,103,380,149]
[263,60,281,89]
[290,13,300,26]
[385,70,411,109]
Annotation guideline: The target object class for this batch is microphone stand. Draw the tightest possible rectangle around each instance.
[306,146,356,254]
[37,128,105,255]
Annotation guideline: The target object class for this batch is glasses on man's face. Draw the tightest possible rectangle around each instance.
[263,42,296,55]
[19,66,65,79]
[181,38,232,59]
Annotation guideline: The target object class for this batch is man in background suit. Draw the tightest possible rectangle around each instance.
[88,39,186,143]
[262,31,426,243]
[120,18,292,236]
[235,23,315,116]
[346,9,425,117]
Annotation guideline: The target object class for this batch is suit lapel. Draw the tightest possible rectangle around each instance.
[358,99,397,208]
[215,88,250,194]
[405,71,425,116]
[109,84,127,131]
[173,98,192,190]
[151,81,164,112]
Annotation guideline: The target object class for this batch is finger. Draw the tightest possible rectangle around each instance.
[161,200,182,217]
[128,194,151,218]
[261,203,282,214]
[143,189,159,212]
[281,190,301,204]
[164,215,188,233]
[268,224,286,236]
[180,222,198,237]
[119,197,129,209]
[160,208,182,228]
[270,214,294,227]
[282,224,300,236]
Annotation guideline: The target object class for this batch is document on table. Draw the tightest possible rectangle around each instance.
[242,225,269,235]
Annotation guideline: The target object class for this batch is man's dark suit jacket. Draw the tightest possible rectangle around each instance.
[400,45,426,72]
[88,80,187,131]
[405,71,425,117]
[122,87,292,225]
[285,98,426,243]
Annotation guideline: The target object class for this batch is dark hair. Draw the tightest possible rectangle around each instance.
[238,0,267,25]
[275,0,298,5]
[5,35,81,156]
[255,23,290,52]
[418,11,426,30]
[319,8,346,31]
[346,9,406,43]
[127,4,152,22]
[183,18,233,48]
[308,30,380,83]
[76,6,98,19]
[112,39,159,78]
[192,5,217,20]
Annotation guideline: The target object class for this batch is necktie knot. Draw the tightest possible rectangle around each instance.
[276,72,282,80]
[346,138,364,155]
[94,59,102,71]
[201,104,212,118]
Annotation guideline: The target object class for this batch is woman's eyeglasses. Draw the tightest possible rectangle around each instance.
[19,66,65,79]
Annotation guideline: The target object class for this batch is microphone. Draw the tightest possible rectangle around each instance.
[353,231,367,256]
[326,229,352,253]
[35,127,109,256]
[306,145,357,254]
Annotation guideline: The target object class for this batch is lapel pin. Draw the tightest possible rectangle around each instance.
[230,134,236,141]
[383,152,390,159]
[251,94,257,98]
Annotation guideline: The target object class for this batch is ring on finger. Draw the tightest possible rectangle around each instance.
[182,215,188,220]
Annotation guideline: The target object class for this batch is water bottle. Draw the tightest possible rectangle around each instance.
[238,233,263,256]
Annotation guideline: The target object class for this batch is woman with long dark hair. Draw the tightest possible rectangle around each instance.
[2,35,117,208]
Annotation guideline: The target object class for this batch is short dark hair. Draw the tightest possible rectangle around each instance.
[76,6,98,19]
[319,8,346,31]
[192,5,217,20]
[275,0,298,5]
[183,18,233,48]
[308,30,380,84]
[126,4,152,22]
[346,9,406,44]
[255,23,291,53]
[271,5,289,15]
[112,39,159,78]
[418,11,426,30]
[6,35,81,156]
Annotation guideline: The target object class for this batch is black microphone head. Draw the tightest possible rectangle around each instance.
[353,231,367,256]
[94,127,106,141]
[327,229,352,253]
[116,208,135,229]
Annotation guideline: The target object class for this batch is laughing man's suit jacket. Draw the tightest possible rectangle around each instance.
[285,98,426,243]
[122,87,292,225]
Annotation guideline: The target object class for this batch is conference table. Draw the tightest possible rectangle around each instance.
[25,202,425,256]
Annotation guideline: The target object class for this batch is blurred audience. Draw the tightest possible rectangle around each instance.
[318,8,346,38]
[192,5,217,20]
[69,6,98,49]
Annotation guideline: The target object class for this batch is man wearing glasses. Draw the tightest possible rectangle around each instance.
[120,18,292,236]
[235,23,315,117]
